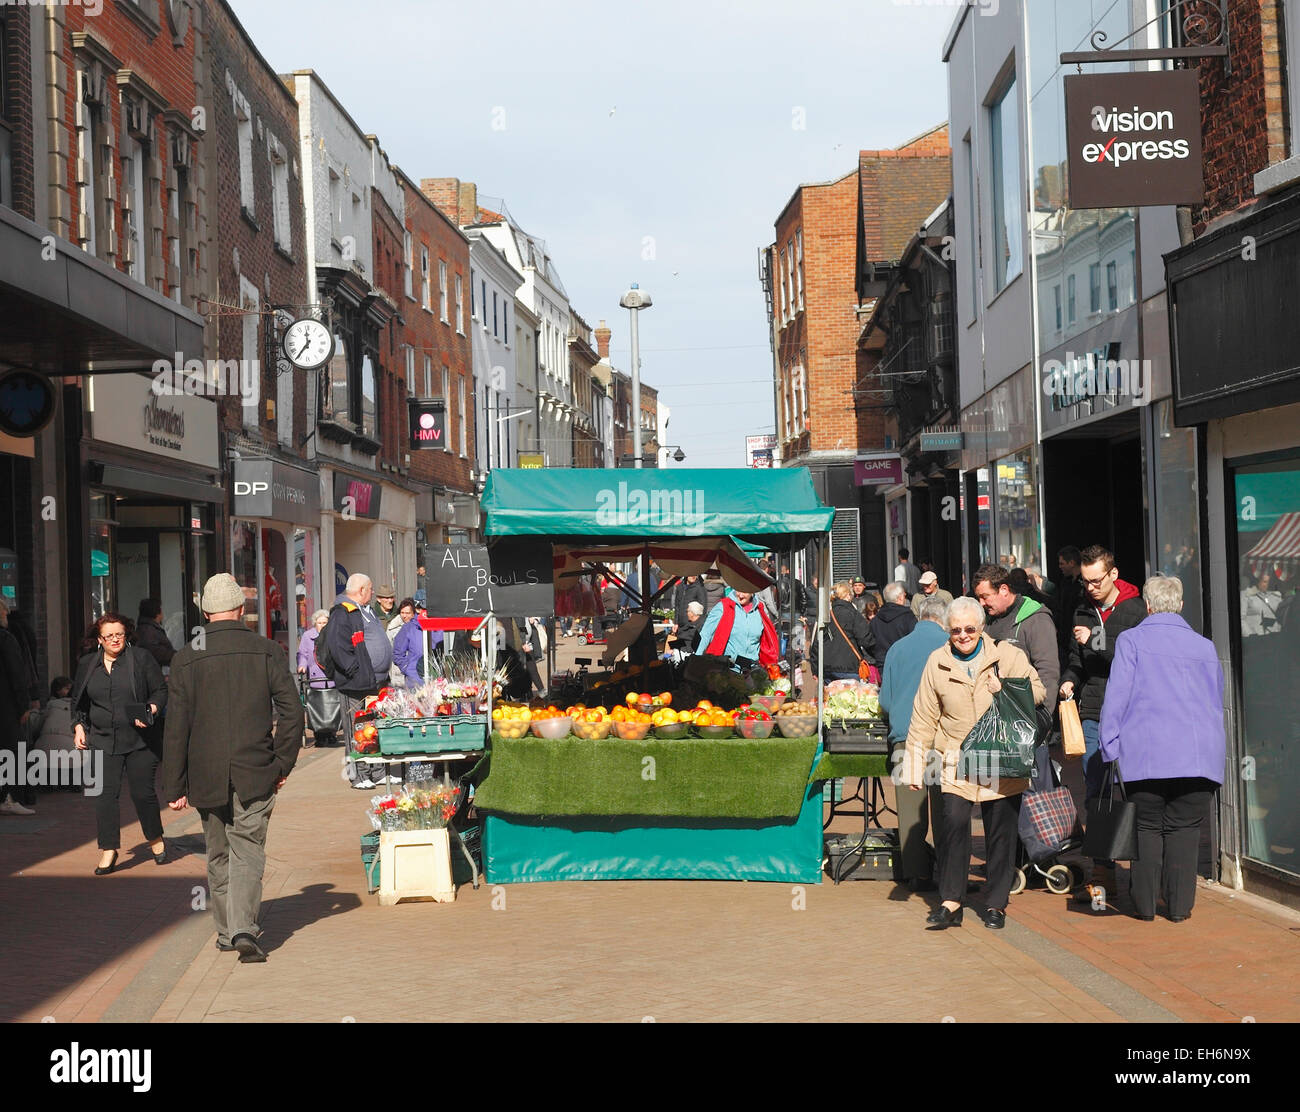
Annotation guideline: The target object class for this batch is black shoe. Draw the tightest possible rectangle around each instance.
[231,933,267,963]
[925,905,963,929]
[1169,913,1191,923]
[94,851,118,876]
[983,908,1006,930]
[1135,913,1155,922]
[152,843,167,866]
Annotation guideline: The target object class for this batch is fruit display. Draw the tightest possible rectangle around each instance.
[352,722,380,753]
[751,693,787,714]
[735,705,775,740]
[490,704,533,739]
[774,700,818,738]
[776,700,817,717]
[570,705,613,740]
[613,718,653,740]
[531,714,574,740]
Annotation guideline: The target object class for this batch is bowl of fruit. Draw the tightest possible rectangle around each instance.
[735,705,775,739]
[528,707,573,740]
[571,708,613,740]
[490,705,532,739]
[651,708,689,739]
[613,717,653,741]
[751,693,787,715]
[774,700,818,738]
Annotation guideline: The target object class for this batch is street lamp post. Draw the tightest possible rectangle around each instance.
[619,284,652,469]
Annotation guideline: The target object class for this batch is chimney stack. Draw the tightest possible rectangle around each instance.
[594,320,611,360]
[421,178,461,223]
[459,182,478,226]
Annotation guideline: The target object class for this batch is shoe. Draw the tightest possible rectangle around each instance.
[215,940,236,952]
[0,799,36,816]
[1135,914,1155,922]
[983,908,1007,930]
[231,932,267,963]
[94,851,118,876]
[925,905,963,929]
[386,774,403,785]
[353,779,377,790]
[152,843,167,866]
[1169,912,1191,923]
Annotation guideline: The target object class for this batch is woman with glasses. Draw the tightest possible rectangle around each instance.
[68,613,169,875]
[901,597,1045,930]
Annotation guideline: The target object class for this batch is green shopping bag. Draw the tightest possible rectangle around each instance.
[958,666,1039,784]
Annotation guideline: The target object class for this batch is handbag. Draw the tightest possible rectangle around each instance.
[829,606,873,681]
[1059,695,1086,759]
[958,662,1039,781]
[1082,761,1139,862]
[301,676,346,738]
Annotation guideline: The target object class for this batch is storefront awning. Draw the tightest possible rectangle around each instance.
[1245,512,1300,576]
[0,206,204,374]
[481,468,834,544]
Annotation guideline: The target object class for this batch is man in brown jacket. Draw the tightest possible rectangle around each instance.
[162,574,303,963]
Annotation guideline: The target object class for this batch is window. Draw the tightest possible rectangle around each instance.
[270,142,291,251]
[360,352,377,439]
[442,366,450,412]
[420,247,431,311]
[1130,249,1137,303]
[404,231,414,298]
[459,376,467,457]
[503,301,509,344]
[492,291,499,338]
[439,260,448,322]
[1053,285,1062,331]
[964,133,978,318]
[424,355,432,398]
[1106,261,1118,312]
[470,269,477,318]
[236,94,254,216]
[481,279,487,327]
[351,193,362,246]
[989,72,1023,292]
[1067,274,1076,324]
[405,345,415,393]
[123,137,147,284]
[76,70,99,254]
[166,183,180,301]
[329,170,342,242]
[325,332,349,422]
[1089,263,1101,314]
[795,230,804,309]
[455,274,464,334]
[240,277,260,429]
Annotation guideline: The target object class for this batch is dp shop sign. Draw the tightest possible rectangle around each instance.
[1065,70,1204,209]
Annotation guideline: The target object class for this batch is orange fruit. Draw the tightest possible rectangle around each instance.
[626,692,639,706]
[658,692,672,707]
[698,700,713,710]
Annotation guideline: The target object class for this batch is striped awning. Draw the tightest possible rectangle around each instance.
[1245,511,1300,576]
[553,537,773,596]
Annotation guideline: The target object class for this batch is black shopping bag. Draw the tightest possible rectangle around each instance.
[303,681,346,738]
[1082,762,1138,862]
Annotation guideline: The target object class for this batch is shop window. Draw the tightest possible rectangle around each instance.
[1153,401,1203,633]
[994,446,1039,572]
[989,71,1023,293]
[1089,263,1101,314]
[1230,452,1300,874]
[231,520,260,633]
[294,528,319,635]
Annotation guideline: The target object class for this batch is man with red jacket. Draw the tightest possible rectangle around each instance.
[697,589,778,667]
[1059,544,1146,895]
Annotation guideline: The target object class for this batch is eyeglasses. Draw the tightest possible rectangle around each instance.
[949,626,980,637]
[100,633,127,641]
[1082,570,1115,587]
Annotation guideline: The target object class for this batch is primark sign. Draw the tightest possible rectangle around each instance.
[1065,70,1204,209]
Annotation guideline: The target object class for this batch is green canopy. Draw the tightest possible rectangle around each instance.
[481,468,834,544]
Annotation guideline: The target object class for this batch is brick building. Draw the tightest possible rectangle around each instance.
[398,171,476,542]
[569,310,602,468]
[1162,0,1300,906]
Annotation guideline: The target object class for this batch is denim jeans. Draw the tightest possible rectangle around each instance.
[1082,717,1104,805]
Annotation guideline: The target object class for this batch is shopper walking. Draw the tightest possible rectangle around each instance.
[910,570,954,619]
[68,614,168,872]
[1099,575,1225,922]
[880,597,950,889]
[902,597,1045,930]
[1059,544,1147,897]
[296,609,331,688]
[1054,545,1084,671]
[893,547,922,597]
[162,574,303,963]
[326,574,389,788]
[392,598,437,688]
[866,582,917,671]
[134,598,176,670]
[811,582,874,682]
[974,563,1060,721]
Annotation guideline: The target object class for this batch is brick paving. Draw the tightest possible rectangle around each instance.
[3,726,1300,1023]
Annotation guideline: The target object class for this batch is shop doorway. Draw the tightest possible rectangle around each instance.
[112,502,215,651]
[1042,433,1145,583]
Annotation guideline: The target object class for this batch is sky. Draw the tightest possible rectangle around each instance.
[231,0,960,467]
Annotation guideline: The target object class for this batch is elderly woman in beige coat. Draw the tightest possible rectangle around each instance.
[902,596,1045,931]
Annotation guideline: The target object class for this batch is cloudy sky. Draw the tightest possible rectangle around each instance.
[232,0,959,467]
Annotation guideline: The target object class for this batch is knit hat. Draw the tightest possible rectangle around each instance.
[200,573,245,614]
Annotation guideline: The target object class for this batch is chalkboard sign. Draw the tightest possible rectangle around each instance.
[423,543,553,618]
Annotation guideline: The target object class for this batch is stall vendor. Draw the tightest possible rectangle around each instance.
[697,590,778,666]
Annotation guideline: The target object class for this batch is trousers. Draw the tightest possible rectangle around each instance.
[896,780,942,881]
[94,746,164,850]
[1127,777,1215,920]
[199,786,277,944]
[937,791,1022,909]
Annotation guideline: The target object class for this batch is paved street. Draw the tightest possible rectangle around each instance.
[3,733,1297,1025]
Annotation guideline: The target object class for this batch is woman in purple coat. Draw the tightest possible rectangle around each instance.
[296,610,332,688]
[393,599,439,688]
[1100,575,1226,923]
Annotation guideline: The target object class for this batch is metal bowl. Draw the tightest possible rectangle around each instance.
[613,720,652,741]
[776,714,818,738]
[695,724,735,739]
[529,716,573,740]
[653,721,690,739]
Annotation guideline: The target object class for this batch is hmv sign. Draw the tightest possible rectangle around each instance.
[408,398,447,451]
[1064,69,1204,209]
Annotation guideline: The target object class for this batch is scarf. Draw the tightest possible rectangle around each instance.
[704,597,779,665]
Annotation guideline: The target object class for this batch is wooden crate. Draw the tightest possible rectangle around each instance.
[377,827,455,905]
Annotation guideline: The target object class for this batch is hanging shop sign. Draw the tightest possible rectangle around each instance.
[517,453,545,469]
[408,398,447,451]
[233,460,321,528]
[0,370,58,437]
[854,456,903,486]
[919,430,964,452]
[1064,70,1204,209]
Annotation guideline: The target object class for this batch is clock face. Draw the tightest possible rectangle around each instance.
[283,319,334,370]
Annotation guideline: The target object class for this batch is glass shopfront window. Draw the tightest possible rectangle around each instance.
[1153,400,1203,633]
[1231,454,1300,874]
[994,447,1040,571]
[295,528,319,634]
[231,519,260,633]
[263,526,290,653]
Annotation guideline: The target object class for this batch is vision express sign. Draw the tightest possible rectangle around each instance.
[1065,70,1204,209]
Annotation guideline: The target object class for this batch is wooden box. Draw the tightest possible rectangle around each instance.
[377,827,455,905]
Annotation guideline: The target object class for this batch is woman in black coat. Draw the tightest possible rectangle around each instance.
[812,582,874,681]
[69,613,169,875]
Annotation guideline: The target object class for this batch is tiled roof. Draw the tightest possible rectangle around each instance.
[859,124,952,263]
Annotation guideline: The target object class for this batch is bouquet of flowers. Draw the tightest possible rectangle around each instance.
[370,651,509,720]
[368,778,462,831]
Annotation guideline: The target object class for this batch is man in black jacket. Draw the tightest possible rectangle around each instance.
[1054,545,1084,673]
[135,598,176,669]
[866,582,917,671]
[326,574,383,789]
[162,573,302,963]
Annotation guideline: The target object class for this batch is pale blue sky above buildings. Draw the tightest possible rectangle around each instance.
[233,0,958,466]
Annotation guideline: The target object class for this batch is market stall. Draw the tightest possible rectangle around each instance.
[472,467,835,884]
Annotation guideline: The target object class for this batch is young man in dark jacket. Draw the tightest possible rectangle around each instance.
[866,582,917,671]
[162,574,302,963]
[1059,544,1146,896]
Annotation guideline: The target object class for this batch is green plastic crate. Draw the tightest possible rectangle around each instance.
[376,715,488,754]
